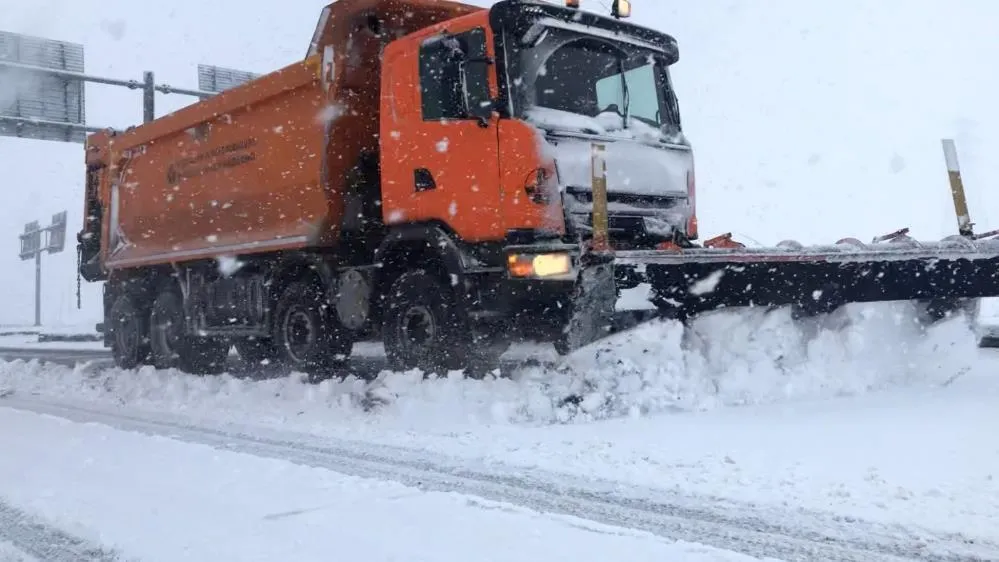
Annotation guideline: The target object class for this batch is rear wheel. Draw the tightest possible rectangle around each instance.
[108,293,150,370]
[382,270,501,377]
[272,281,353,378]
[149,288,229,375]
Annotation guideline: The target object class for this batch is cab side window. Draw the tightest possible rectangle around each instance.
[418,28,488,121]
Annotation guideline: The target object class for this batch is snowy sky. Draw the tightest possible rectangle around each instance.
[1,0,997,326]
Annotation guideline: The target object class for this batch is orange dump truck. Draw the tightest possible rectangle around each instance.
[78,0,692,375]
[78,0,999,376]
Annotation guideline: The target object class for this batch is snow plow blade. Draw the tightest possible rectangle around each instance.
[558,138,998,352]
[562,251,617,352]
[621,236,999,318]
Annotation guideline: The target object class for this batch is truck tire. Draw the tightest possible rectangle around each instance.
[382,270,500,377]
[272,281,352,376]
[108,293,150,370]
[149,288,229,375]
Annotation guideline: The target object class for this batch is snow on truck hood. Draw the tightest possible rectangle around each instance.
[526,107,693,197]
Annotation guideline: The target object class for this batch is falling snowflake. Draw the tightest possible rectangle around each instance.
[316,103,345,125]
[217,256,244,277]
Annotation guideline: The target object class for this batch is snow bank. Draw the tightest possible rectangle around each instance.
[0,303,981,429]
[0,540,35,562]
[534,302,979,422]
[38,324,99,337]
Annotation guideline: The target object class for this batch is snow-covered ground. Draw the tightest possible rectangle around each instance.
[0,541,34,562]
[0,323,102,351]
[2,302,996,559]
[0,335,103,351]
[0,324,98,337]
[0,407,769,562]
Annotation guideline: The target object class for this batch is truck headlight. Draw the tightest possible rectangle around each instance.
[507,252,573,279]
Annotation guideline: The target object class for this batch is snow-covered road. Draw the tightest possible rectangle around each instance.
[2,397,987,562]
[0,406,773,562]
[1,303,997,561]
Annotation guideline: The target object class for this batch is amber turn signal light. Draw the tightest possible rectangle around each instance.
[507,253,573,279]
[612,0,631,18]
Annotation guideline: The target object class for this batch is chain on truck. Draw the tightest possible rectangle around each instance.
[77,0,999,378]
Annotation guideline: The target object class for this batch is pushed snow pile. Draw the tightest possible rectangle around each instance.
[521,302,981,422]
[0,302,983,428]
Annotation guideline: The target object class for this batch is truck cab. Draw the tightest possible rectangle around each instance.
[379,0,695,255]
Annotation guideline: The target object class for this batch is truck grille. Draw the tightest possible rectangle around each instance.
[563,186,684,210]
[562,187,689,249]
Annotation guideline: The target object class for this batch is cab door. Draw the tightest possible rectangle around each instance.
[380,25,502,243]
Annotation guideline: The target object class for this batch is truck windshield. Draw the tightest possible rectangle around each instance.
[519,31,681,138]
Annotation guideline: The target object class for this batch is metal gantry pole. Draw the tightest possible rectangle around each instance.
[34,252,41,327]
[0,59,215,130]
[143,71,156,123]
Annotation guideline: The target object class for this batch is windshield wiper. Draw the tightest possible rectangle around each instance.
[618,59,631,128]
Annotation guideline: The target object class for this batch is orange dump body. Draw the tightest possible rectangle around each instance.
[86,0,481,272]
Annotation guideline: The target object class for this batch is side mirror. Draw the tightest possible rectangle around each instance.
[460,57,494,126]
[321,44,336,87]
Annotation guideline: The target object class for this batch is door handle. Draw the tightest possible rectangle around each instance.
[414,168,437,192]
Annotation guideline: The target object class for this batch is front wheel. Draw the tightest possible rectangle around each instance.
[381,270,501,377]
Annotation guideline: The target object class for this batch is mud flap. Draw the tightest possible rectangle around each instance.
[561,252,617,353]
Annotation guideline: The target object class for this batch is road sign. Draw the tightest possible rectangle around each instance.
[0,31,86,143]
[197,64,259,93]
[46,211,67,253]
[1,30,256,144]
[19,221,41,260]
[17,212,68,326]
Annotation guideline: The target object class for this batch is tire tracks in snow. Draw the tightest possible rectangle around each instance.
[0,499,121,562]
[3,396,995,562]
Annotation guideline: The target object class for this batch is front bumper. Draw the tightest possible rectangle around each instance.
[462,244,581,340]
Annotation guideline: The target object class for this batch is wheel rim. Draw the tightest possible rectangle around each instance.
[283,308,316,363]
[400,305,436,355]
